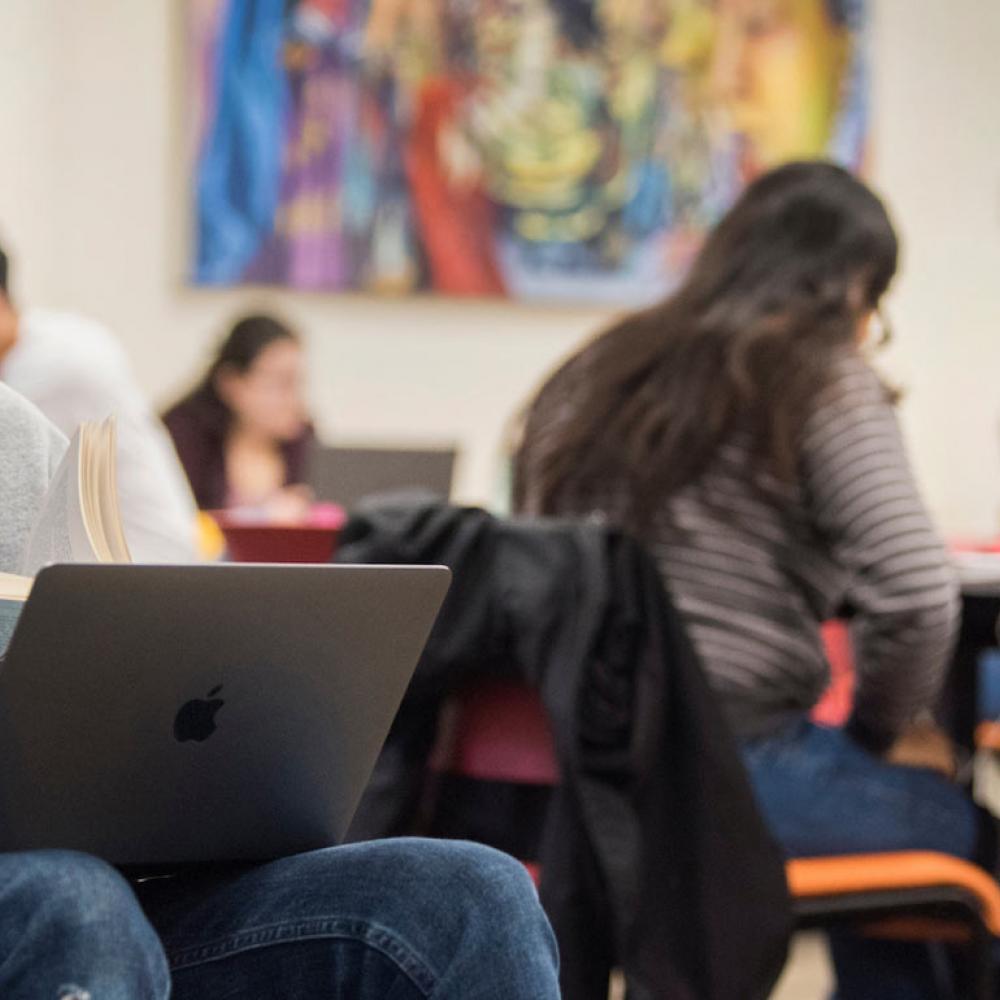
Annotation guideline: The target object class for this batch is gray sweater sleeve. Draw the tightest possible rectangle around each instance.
[0,383,68,574]
[800,357,959,745]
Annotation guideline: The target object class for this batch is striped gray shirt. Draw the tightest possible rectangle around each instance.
[519,350,959,744]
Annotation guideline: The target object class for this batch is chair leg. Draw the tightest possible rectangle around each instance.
[968,916,994,1000]
[795,890,998,1000]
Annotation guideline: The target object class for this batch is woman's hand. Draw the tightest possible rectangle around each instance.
[262,485,314,524]
[886,721,957,779]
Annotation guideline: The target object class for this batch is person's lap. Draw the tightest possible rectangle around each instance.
[742,718,985,861]
[139,838,558,1000]
[0,839,559,1000]
[742,718,994,1000]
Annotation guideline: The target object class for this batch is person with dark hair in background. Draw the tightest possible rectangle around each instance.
[0,240,199,562]
[163,314,315,517]
[514,160,992,999]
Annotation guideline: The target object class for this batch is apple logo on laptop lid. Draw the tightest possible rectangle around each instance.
[173,685,225,743]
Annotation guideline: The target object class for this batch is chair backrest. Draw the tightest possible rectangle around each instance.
[307,445,457,508]
[811,620,855,727]
[787,851,1000,937]
[442,622,852,789]
[444,678,559,785]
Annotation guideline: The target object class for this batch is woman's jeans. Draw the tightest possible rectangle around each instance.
[0,838,560,1000]
[743,718,993,1000]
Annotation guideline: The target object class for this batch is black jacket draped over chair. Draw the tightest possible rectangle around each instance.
[338,496,792,1000]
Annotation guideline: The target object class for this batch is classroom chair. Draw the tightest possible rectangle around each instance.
[433,637,1000,999]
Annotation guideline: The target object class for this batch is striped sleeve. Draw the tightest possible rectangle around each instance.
[800,357,960,745]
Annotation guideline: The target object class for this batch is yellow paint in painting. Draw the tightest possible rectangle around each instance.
[660,0,716,71]
[708,0,849,169]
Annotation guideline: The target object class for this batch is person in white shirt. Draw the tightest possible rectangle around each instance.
[0,242,198,562]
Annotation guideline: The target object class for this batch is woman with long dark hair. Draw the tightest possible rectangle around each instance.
[514,161,990,998]
[163,314,314,514]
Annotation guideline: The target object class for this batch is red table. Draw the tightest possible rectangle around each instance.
[210,505,347,564]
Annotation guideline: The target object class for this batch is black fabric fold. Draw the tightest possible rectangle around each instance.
[338,495,792,999]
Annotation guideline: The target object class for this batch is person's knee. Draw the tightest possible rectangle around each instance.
[439,841,537,901]
[12,850,139,932]
[408,840,548,931]
[353,838,546,931]
[400,840,559,990]
[2,850,167,984]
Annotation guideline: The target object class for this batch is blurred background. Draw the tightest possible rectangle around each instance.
[1,0,998,531]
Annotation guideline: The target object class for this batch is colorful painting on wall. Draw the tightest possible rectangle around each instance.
[190,0,869,303]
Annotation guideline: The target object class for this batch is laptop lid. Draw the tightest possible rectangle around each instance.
[307,446,456,508]
[0,563,449,866]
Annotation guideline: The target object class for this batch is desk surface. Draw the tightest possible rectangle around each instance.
[953,550,1000,597]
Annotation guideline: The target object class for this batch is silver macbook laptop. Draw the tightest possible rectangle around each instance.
[0,563,449,866]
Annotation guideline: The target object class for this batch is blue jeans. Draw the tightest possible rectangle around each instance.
[0,839,560,1000]
[743,719,993,1000]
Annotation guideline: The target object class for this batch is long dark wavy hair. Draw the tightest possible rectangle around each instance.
[166,313,300,437]
[512,161,899,531]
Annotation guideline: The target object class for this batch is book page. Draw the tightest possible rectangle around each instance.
[79,421,111,561]
[19,427,101,576]
[98,419,131,562]
[0,572,32,601]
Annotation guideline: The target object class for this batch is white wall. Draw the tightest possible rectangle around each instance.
[0,0,59,303]
[871,0,1000,536]
[2,0,1000,530]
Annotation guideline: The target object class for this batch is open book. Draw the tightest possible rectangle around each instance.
[0,418,131,652]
